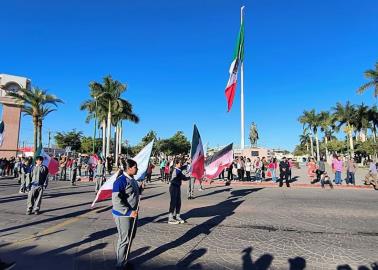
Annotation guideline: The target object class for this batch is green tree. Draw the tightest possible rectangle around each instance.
[299,109,321,159]
[319,111,335,161]
[7,87,63,151]
[357,61,378,98]
[81,137,102,154]
[332,101,356,157]
[54,129,83,151]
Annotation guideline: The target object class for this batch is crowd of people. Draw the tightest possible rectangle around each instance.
[306,154,378,189]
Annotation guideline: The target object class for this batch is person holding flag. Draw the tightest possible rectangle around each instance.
[112,158,143,269]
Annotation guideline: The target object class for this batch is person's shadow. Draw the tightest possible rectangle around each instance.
[242,247,273,270]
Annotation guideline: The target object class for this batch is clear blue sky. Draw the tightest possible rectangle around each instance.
[1,0,377,151]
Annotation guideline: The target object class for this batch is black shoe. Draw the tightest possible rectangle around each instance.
[0,260,16,270]
[34,211,40,215]
[26,211,32,215]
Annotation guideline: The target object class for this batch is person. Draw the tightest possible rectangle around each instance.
[320,171,333,189]
[245,158,252,181]
[254,157,262,182]
[168,159,190,224]
[279,157,290,187]
[19,158,31,193]
[59,156,67,181]
[159,158,166,180]
[70,158,78,186]
[95,159,106,193]
[332,155,343,185]
[268,158,278,182]
[26,156,49,215]
[164,162,170,183]
[346,157,357,185]
[186,160,195,200]
[307,158,317,182]
[364,160,377,188]
[77,155,82,177]
[107,155,113,175]
[261,157,267,181]
[146,161,154,183]
[112,159,142,269]
[313,157,326,184]
[288,158,293,180]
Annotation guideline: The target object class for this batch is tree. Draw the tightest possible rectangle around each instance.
[167,131,191,155]
[353,103,370,142]
[357,61,378,98]
[299,109,321,159]
[81,75,139,162]
[81,136,102,154]
[7,87,63,151]
[319,111,334,161]
[332,101,356,157]
[54,129,83,151]
[368,106,378,143]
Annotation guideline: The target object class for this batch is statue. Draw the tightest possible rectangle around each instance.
[249,122,259,146]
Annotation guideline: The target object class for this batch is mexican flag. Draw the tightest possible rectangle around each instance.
[225,21,244,112]
[205,143,233,179]
[190,125,204,179]
[34,145,59,175]
[91,140,154,207]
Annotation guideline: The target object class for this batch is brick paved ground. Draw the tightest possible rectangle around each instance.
[0,171,377,270]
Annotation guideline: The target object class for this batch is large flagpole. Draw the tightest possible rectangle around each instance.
[240,6,245,150]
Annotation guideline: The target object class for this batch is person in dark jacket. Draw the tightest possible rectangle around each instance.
[26,156,49,215]
[279,157,290,187]
[168,159,190,224]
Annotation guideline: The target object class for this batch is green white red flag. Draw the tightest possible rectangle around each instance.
[225,21,244,112]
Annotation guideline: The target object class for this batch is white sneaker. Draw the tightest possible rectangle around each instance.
[168,219,180,225]
[176,216,185,224]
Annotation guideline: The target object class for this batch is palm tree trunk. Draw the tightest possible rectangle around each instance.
[106,100,111,157]
[102,120,106,157]
[115,122,119,167]
[118,122,123,155]
[309,135,314,157]
[348,126,354,157]
[38,120,42,148]
[33,116,38,152]
[315,132,320,161]
[325,136,329,162]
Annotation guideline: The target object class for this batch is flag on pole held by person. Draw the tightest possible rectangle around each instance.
[91,140,154,207]
[225,20,244,112]
[0,121,4,146]
[190,125,205,179]
[204,143,233,179]
[34,145,60,175]
[88,154,99,166]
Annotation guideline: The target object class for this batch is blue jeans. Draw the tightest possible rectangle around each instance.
[271,169,277,182]
[347,172,355,185]
[335,171,342,184]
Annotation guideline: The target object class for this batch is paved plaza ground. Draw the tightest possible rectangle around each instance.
[0,168,377,270]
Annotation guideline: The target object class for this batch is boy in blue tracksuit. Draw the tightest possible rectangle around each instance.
[112,159,143,269]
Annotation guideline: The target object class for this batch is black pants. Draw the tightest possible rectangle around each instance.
[279,171,290,187]
[227,169,233,180]
[169,184,181,215]
[315,170,325,182]
[246,171,251,181]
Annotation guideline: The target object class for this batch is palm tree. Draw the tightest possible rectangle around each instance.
[299,129,310,155]
[368,106,378,143]
[299,109,321,159]
[332,101,356,157]
[353,103,370,142]
[7,87,62,152]
[319,111,334,161]
[81,75,139,158]
[357,61,378,98]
